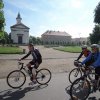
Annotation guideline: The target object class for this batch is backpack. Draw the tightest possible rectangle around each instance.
[34,49,42,60]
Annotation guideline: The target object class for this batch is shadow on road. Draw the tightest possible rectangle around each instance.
[0,84,48,100]
[65,85,100,100]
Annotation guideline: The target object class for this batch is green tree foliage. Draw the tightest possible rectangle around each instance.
[0,0,5,39]
[89,25,100,44]
[89,2,100,44]
[94,2,100,24]
[0,0,4,9]
[36,37,41,44]
[29,36,42,45]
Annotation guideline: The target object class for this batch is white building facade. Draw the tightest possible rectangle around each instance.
[41,30,72,45]
[10,13,30,44]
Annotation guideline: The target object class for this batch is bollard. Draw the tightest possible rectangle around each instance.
[23,49,26,54]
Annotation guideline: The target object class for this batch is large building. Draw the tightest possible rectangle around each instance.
[72,37,88,45]
[10,13,30,44]
[41,30,71,45]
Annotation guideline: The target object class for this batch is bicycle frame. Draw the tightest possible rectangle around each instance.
[18,62,41,77]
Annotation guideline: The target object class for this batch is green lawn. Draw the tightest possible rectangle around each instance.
[0,46,23,54]
[54,46,82,53]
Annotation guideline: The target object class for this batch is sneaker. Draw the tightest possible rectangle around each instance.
[29,80,37,86]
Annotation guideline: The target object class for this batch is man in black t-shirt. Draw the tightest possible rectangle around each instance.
[19,43,42,84]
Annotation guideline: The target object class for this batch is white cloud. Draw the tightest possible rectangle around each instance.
[70,0,83,8]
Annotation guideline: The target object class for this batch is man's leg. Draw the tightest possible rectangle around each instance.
[27,61,36,81]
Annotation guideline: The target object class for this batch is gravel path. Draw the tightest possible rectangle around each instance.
[0,46,81,78]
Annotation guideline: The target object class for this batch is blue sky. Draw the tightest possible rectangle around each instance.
[3,0,100,38]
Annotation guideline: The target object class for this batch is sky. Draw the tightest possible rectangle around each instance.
[3,0,100,38]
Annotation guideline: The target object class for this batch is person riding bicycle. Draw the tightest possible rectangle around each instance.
[76,45,91,61]
[74,45,91,68]
[81,44,100,88]
[19,43,42,84]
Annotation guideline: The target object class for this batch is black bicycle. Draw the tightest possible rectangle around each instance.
[69,60,95,84]
[70,66,98,100]
[7,61,52,89]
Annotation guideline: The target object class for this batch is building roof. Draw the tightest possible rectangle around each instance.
[16,13,22,19]
[10,23,30,29]
[42,30,71,36]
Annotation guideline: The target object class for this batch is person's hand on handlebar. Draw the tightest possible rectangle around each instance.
[78,63,83,67]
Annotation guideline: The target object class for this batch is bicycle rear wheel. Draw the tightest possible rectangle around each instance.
[36,69,51,85]
[7,70,26,89]
[69,68,82,84]
[70,77,91,100]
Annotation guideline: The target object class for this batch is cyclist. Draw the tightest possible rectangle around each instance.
[76,45,91,61]
[19,43,42,84]
[74,45,91,68]
[81,44,100,87]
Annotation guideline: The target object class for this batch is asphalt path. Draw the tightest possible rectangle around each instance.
[0,72,100,100]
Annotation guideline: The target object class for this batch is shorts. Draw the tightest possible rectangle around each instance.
[29,59,42,69]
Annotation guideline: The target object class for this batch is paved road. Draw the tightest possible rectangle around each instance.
[0,72,100,100]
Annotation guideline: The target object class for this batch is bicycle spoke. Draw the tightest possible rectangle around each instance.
[70,78,90,100]
[7,70,26,88]
[36,69,51,85]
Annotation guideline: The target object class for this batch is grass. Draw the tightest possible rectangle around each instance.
[53,46,82,53]
[44,45,59,48]
[0,46,23,54]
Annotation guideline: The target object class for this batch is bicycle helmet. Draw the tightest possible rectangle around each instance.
[91,44,99,49]
[81,45,87,49]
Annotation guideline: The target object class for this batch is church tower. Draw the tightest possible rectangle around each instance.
[16,13,22,24]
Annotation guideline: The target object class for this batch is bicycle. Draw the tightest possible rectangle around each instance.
[70,66,99,100]
[7,61,52,89]
[68,60,95,84]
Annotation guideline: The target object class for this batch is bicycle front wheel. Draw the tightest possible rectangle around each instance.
[70,77,91,100]
[7,70,26,89]
[69,68,82,84]
[36,69,51,85]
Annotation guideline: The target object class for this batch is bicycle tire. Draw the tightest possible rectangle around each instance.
[7,70,26,89]
[70,77,91,100]
[69,68,82,84]
[36,68,51,85]
[88,71,96,81]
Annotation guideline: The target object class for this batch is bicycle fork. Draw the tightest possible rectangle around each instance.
[74,69,80,77]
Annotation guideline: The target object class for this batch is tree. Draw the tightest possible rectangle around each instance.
[29,36,37,44]
[36,37,41,44]
[89,2,100,44]
[94,2,100,24]
[89,25,100,44]
[0,0,5,39]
